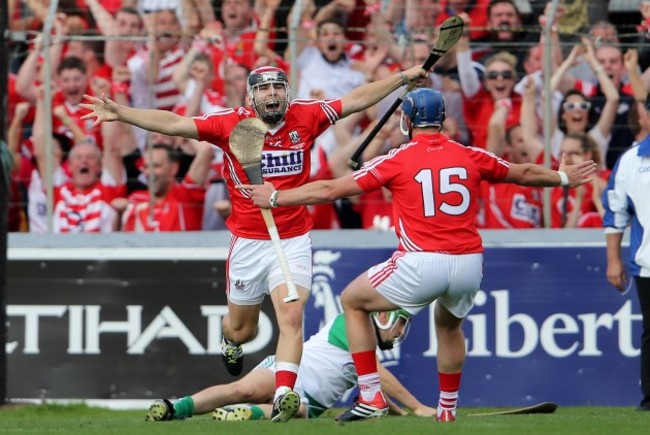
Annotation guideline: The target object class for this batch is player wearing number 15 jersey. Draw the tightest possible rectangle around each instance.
[240,88,597,424]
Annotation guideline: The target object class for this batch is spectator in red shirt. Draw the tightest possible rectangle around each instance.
[457,44,521,149]
[118,142,214,232]
[435,0,490,41]
[30,87,126,233]
[203,0,259,93]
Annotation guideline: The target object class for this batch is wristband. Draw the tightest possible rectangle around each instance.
[557,171,569,187]
[269,190,280,208]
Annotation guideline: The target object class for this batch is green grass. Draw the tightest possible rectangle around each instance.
[0,404,649,435]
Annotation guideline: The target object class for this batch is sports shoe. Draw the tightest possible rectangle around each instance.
[270,390,301,422]
[335,391,388,422]
[213,405,253,421]
[436,408,456,422]
[221,335,244,376]
[145,398,176,421]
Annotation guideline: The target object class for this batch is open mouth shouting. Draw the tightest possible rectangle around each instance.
[265,101,281,111]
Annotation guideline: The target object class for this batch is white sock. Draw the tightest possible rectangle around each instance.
[357,373,381,401]
[438,390,458,416]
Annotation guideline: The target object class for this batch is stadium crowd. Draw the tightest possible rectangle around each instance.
[3,0,649,233]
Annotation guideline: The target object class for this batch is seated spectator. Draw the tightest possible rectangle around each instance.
[550,132,608,228]
[117,142,213,232]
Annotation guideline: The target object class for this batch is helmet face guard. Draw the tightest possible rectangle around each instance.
[247,67,291,125]
[372,309,412,350]
[400,88,446,137]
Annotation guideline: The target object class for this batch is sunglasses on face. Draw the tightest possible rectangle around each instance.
[563,101,591,111]
[486,70,514,80]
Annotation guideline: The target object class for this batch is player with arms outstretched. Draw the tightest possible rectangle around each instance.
[81,64,427,422]
[240,88,597,422]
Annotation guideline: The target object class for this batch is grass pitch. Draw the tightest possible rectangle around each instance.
[0,403,648,435]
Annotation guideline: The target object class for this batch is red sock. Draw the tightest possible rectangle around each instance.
[439,372,462,392]
[438,372,462,411]
[275,361,299,390]
[351,350,377,377]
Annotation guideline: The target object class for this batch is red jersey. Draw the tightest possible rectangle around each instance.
[53,180,126,233]
[353,133,509,254]
[122,176,205,232]
[479,182,542,229]
[194,99,343,239]
[355,188,394,230]
[463,88,521,149]
[209,31,258,93]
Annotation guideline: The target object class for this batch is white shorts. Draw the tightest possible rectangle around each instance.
[226,233,312,305]
[368,251,484,318]
[253,339,356,418]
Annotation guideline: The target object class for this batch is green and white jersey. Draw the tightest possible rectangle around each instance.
[254,313,357,418]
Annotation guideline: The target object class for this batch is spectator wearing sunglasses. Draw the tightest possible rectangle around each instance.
[550,132,610,228]
[457,48,521,149]
[556,41,637,169]
[524,41,619,169]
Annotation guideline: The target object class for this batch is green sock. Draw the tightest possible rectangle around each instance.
[249,404,265,420]
[173,396,195,419]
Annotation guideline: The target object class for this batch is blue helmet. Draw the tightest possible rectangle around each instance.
[400,88,446,131]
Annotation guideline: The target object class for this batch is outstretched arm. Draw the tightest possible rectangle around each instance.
[340,65,426,117]
[80,94,199,139]
[238,175,364,208]
[504,153,596,188]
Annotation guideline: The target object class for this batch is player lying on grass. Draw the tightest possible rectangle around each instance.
[146,310,436,421]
